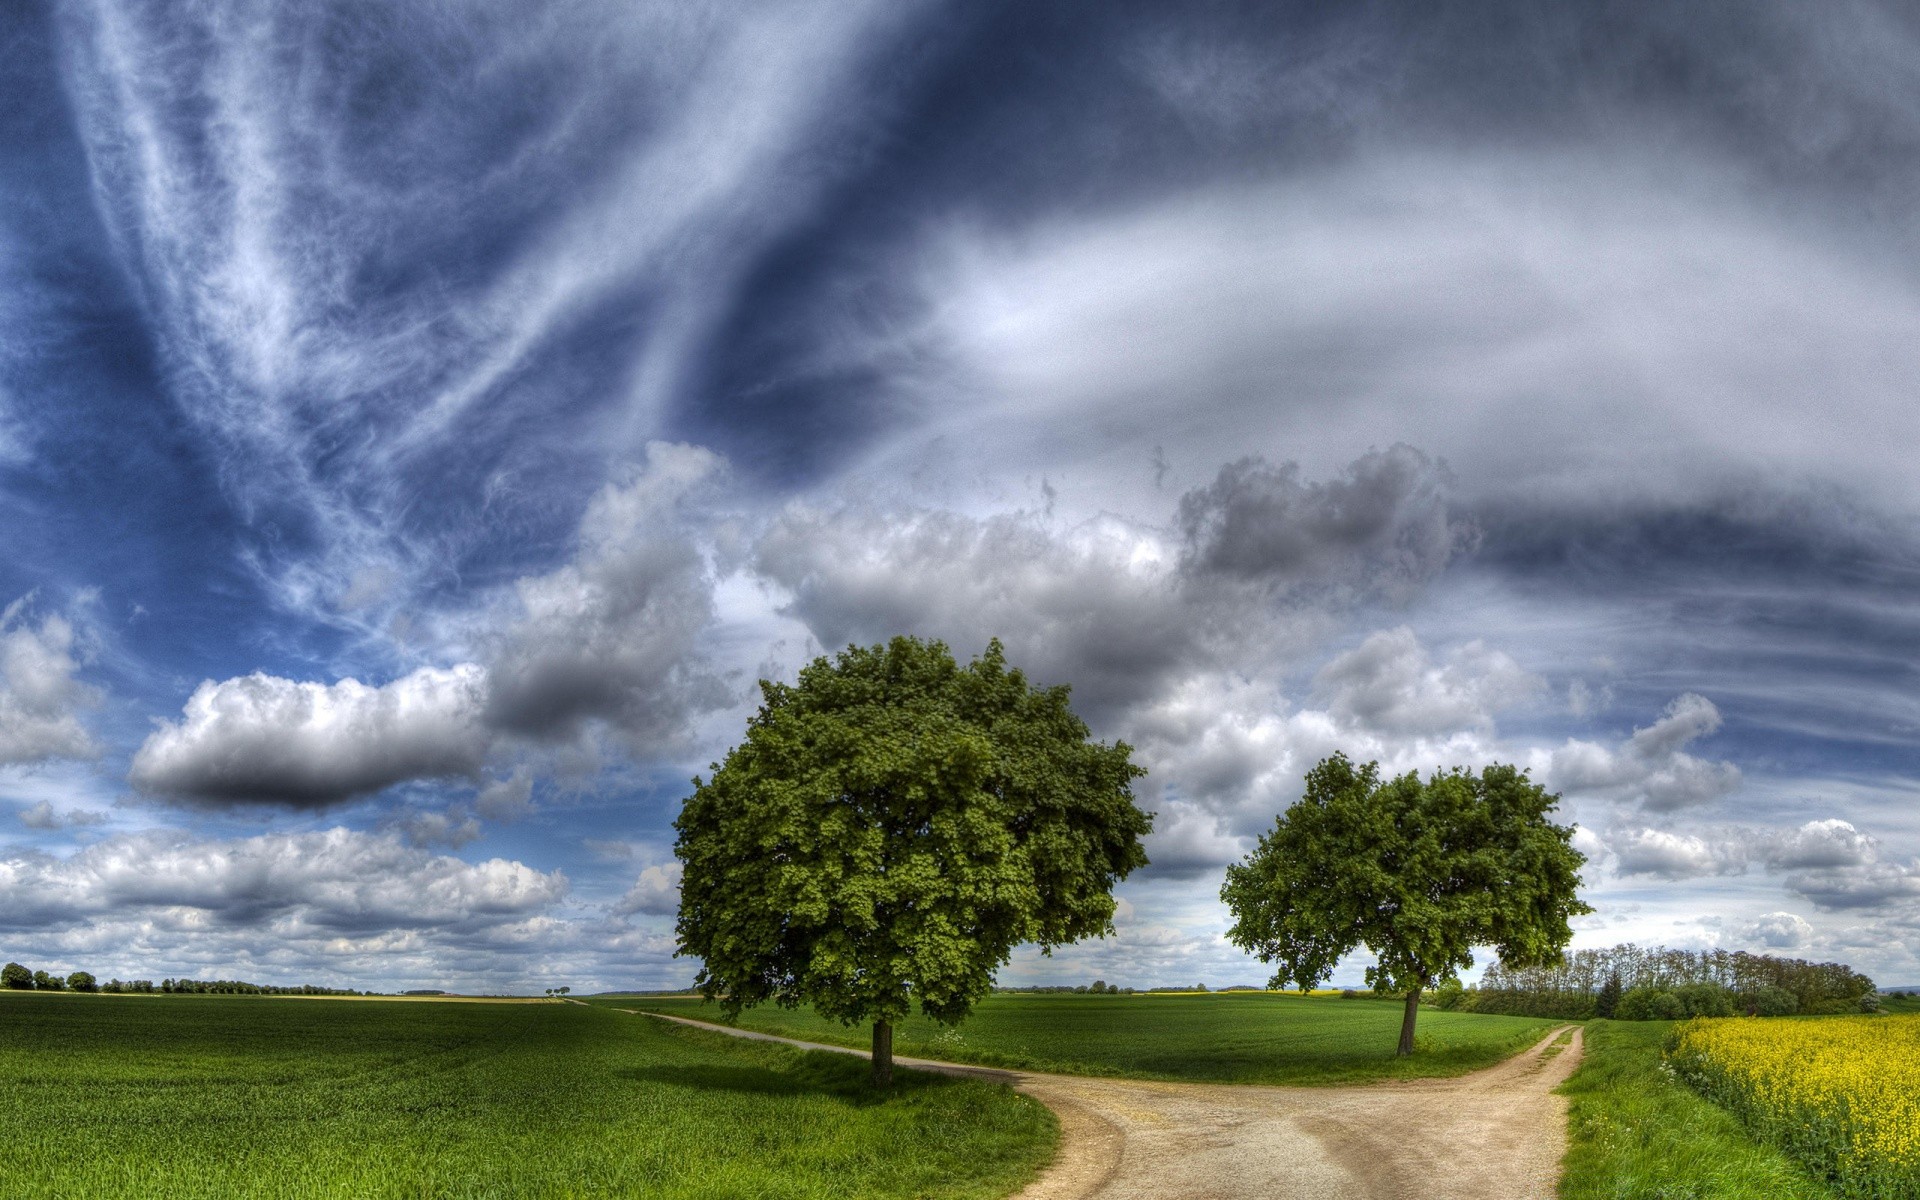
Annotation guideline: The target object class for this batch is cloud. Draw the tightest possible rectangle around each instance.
[756,504,1207,717]
[1745,911,1814,950]
[755,446,1475,721]
[1599,818,1908,911]
[483,442,731,752]
[1177,445,1477,599]
[474,771,534,822]
[614,862,683,917]
[1311,626,1541,737]
[130,443,729,808]
[1546,694,1740,811]
[17,800,109,831]
[394,807,483,851]
[129,665,490,807]
[0,601,99,765]
[0,827,566,935]
[1609,827,1747,880]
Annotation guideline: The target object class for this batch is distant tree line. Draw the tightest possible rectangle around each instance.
[2,962,363,996]
[1427,945,1877,1020]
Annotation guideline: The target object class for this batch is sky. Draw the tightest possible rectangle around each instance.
[2,0,1918,994]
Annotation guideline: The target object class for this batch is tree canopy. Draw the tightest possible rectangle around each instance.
[1221,753,1589,1055]
[674,636,1152,1085]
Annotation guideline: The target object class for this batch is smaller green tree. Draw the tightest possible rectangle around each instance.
[1222,754,1590,1056]
[31,970,61,991]
[675,637,1152,1087]
[1,962,31,990]
[67,971,96,993]
[1595,970,1622,1019]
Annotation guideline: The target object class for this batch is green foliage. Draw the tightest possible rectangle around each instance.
[30,971,61,991]
[1,963,30,990]
[1220,754,1590,1008]
[0,993,1055,1199]
[1487,944,1873,1011]
[597,991,1562,1086]
[1618,985,1686,1022]
[1746,985,1799,1017]
[675,637,1152,1033]
[64,972,96,993]
[1559,1020,1837,1200]
[1596,971,1622,1019]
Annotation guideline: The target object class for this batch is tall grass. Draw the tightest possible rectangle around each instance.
[1558,1020,1835,1199]
[0,992,1054,1199]
[597,991,1561,1085]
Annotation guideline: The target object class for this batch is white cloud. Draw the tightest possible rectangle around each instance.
[755,503,1208,717]
[129,665,489,807]
[1546,694,1740,811]
[483,441,731,752]
[1311,626,1541,737]
[474,770,534,822]
[614,861,683,917]
[0,827,566,934]
[17,800,109,831]
[1609,827,1746,880]
[0,601,99,765]
[1745,911,1814,949]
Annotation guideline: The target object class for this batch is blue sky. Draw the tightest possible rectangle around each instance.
[3,0,1918,992]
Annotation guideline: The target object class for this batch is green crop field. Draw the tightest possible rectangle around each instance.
[591,991,1562,1085]
[0,992,1053,1200]
[1558,1020,1837,1200]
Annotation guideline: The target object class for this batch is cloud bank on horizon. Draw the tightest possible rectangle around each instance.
[2,0,1917,992]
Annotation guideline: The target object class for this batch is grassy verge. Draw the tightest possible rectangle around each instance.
[1558,1020,1836,1199]
[592,991,1561,1086]
[0,992,1054,1199]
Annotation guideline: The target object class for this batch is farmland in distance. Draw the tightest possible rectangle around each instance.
[596,991,1562,1085]
[0,992,1053,1200]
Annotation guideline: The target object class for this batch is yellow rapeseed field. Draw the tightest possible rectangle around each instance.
[1667,1013,1920,1198]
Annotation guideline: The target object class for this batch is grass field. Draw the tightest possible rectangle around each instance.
[590,991,1563,1085]
[0,992,1054,1199]
[1558,1020,1836,1200]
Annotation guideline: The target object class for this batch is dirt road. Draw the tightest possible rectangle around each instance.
[635,1011,1582,1199]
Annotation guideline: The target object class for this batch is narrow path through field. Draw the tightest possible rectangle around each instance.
[631,1010,1582,1199]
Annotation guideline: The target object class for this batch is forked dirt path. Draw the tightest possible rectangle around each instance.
[632,1010,1583,1199]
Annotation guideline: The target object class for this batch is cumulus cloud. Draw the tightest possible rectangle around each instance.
[17,800,109,831]
[474,770,534,822]
[1745,911,1814,949]
[756,446,1476,722]
[1177,445,1477,599]
[0,827,566,935]
[1547,694,1740,811]
[483,441,731,752]
[756,504,1206,716]
[1609,827,1747,880]
[1311,626,1540,737]
[1598,817,1912,914]
[131,443,730,808]
[614,862,683,917]
[129,665,489,807]
[0,601,99,765]
[394,806,483,851]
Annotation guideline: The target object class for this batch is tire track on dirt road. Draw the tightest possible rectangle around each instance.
[629,1010,1582,1199]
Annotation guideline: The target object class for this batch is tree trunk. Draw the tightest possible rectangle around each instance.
[1396,986,1423,1056]
[871,1019,894,1088]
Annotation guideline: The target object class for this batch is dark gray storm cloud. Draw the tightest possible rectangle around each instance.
[1178,445,1475,597]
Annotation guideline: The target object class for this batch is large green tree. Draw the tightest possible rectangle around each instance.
[1222,753,1590,1056]
[675,636,1152,1086]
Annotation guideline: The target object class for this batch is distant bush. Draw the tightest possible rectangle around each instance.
[1618,986,1685,1021]
[1742,985,1798,1017]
